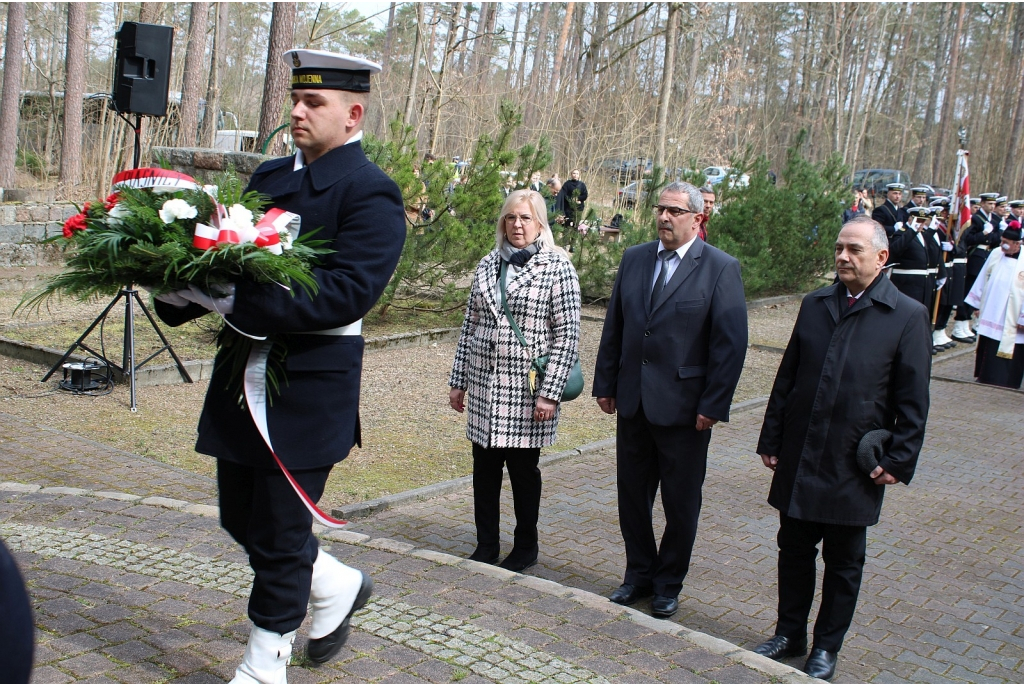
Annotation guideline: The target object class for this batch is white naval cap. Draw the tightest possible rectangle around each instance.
[283,49,382,92]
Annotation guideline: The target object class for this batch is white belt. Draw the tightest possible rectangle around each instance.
[952,258,967,264]
[927,268,939,274]
[975,245,990,251]
[301,319,363,336]
[891,269,929,276]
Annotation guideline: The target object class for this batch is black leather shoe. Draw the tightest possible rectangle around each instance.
[752,635,808,660]
[498,546,538,573]
[803,648,838,680]
[306,573,374,664]
[650,594,678,618]
[468,546,500,564]
[951,333,976,343]
[608,583,653,605]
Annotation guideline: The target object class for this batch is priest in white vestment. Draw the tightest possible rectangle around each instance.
[964,221,1024,388]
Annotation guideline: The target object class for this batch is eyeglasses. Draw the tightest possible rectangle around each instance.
[504,214,534,224]
[654,205,698,217]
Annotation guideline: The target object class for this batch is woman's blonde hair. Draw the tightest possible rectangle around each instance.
[494,189,566,255]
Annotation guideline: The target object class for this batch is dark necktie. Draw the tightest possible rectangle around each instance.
[652,250,675,307]
[848,296,856,308]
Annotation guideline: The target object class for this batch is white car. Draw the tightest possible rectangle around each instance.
[703,166,749,188]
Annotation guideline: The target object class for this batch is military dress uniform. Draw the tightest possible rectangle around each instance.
[156,50,406,683]
[888,207,946,326]
[895,187,931,226]
[931,199,966,348]
[872,197,901,237]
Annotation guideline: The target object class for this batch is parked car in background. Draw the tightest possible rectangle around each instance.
[850,169,912,199]
[618,180,651,208]
[922,183,952,198]
[702,166,749,187]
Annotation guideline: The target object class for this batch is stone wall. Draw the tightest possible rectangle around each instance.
[0,203,76,267]
[151,147,272,185]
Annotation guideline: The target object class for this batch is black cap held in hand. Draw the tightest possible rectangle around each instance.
[857,429,892,476]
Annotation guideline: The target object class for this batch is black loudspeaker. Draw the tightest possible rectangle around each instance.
[111,22,174,117]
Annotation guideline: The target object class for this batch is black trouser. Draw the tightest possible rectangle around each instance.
[775,513,867,653]
[616,405,711,598]
[0,539,34,683]
[472,443,542,553]
[217,459,333,634]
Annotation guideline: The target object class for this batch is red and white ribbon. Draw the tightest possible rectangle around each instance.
[243,341,348,528]
[193,206,296,255]
[112,168,200,191]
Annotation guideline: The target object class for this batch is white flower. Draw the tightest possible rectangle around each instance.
[228,204,254,230]
[158,198,198,224]
[202,184,219,198]
[107,203,129,219]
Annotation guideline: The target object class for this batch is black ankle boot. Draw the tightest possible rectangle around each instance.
[498,545,538,572]
[468,545,500,564]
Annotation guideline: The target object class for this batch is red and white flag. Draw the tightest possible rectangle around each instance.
[950,149,971,243]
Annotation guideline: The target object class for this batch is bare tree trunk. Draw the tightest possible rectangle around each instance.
[258,2,296,156]
[507,2,524,87]
[654,3,678,170]
[528,3,551,94]
[0,3,26,188]
[933,2,965,183]
[1001,5,1024,187]
[58,2,86,190]
[382,2,397,66]
[200,1,229,148]
[403,3,423,125]
[550,3,574,93]
[429,2,462,154]
[178,2,210,148]
[914,3,952,180]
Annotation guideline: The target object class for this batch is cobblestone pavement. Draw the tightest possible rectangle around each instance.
[0,431,808,682]
[350,354,1024,684]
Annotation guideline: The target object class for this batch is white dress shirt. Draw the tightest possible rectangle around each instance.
[652,234,699,291]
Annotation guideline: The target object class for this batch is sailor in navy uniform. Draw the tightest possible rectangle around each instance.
[896,186,931,226]
[930,197,966,350]
[888,206,946,352]
[155,50,406,683]
[871,183,905,237]
[954,192,1003,341]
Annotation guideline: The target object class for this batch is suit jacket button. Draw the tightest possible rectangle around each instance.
[644,330,650,336]
[642,359,648,365]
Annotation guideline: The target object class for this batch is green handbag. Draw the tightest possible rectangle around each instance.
[499,260,585,402]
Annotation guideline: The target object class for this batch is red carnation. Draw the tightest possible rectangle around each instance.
[103,192,120,211]
[62,213,88,238]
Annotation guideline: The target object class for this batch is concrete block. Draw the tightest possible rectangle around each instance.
[168,148,194,167]
[322,529,370,545]
[39,486,88,496]
[0,482,42,493]
[0,225,24,242]
[15,206,32,223]
[365,537,416,554]
[93,491,142,502]
[140,496,189,510]
[410,548,463,565]
[0,205,17,223]
[29,206,49,222]
[183,503,220,517]
[22,223,47,241]
[225,151,268,175]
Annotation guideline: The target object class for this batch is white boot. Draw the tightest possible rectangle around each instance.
[230,625,295,684]
[309,549,364,640]
[951,320,975,341]
[933,329,953,347]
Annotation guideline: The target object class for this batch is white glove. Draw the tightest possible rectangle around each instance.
[942,241,953,251]
[180,283,236,315]
[936,277,947,289]
[154,290,191,308]
[894,221,904,231]
[983,222,993,234]
[999,220,1008,230]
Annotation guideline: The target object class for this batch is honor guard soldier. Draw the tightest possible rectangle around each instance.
[888,206,946,352]
[872,183,905,237]
[969,197,980,215]
[896,186,931,225]
[930,197,966,350]
[994,196,1010,226]
[1010,199,1024,222]
[155,49,406,683]
[954,192,1003,341]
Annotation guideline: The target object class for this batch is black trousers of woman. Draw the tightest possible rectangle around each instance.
[471,443,541,557]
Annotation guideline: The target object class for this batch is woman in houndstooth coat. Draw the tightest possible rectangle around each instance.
[449,189,581,573]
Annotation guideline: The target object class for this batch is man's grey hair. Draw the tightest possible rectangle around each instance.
[698,185,715,196]
[843,216,889,252]
[661,181,703,213]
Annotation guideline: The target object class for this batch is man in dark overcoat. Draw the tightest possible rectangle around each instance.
[155,49,406,682]
[593,181,747,620]
[751,216,931,681]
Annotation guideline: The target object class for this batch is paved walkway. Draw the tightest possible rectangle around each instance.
[1,420,806,683]
[1,349,1020,683]
[349,351,1024,684]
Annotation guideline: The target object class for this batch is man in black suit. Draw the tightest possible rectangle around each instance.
[155,50,406,681]
[871,183,904,237]
[593,181,747,619]
[753,217,931,680]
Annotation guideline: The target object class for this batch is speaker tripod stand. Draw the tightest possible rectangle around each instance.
[41,287,193,411]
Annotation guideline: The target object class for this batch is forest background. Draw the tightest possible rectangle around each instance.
[1,1,1023,301]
